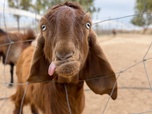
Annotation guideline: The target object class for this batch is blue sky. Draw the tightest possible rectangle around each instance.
[93,0,136,22]
[94,0,136,16]
[91,0,137,30]
[0,0,137,29]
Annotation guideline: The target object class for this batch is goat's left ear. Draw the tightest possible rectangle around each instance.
[27,36,53,83]
[80,30,117,100]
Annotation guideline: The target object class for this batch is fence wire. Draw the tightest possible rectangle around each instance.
[0,0,152,114]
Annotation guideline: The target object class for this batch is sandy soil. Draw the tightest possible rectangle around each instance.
[1,34,152,114]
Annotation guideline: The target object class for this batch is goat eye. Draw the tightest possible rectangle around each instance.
[86,22,91,29]
[41,25,46,31]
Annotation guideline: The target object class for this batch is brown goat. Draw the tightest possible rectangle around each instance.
[0,28,35,86]
[11,2,117,114]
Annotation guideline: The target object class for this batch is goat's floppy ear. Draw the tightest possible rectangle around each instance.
[80,30,117,100]
[27,36,53,83]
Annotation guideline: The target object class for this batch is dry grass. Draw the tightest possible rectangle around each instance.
[1,34,152,114]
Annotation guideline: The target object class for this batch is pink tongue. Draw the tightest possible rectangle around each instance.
[48,62,56,76]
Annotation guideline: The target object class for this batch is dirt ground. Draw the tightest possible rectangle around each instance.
[1,34,152,114]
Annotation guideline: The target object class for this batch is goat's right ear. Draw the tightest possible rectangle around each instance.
[80,30,117,100]
[27,35,53,83]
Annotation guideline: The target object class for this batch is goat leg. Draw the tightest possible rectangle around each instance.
[9,63,14,87]
[13,105,23,114]
[31,104,39,114]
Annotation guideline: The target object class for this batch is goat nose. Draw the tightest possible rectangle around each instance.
[56,52,73,60]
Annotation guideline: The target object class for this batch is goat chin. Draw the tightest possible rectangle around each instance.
[55,61,80,78]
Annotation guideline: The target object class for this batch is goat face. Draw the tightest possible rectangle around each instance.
[39,4,91,82]
[28,2,117,99]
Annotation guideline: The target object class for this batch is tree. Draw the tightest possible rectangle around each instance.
[32,0,99,15]
[131,0,152,33]
[8,0,32,31]
[31,0,53,14]
[8,0,99,31]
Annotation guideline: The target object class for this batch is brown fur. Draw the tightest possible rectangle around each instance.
[11,2,117,114]
[0,28,35,86]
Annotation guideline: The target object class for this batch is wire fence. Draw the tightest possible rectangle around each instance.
[0,0,152,114]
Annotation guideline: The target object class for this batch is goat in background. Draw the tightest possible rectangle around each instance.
[0,28,35,86]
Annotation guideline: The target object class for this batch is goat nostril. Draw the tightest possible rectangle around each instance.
[56,52,73,60]
[65,53,73,59]
[56,52,62,60]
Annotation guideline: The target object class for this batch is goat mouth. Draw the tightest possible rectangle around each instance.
[48,60,80,78]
